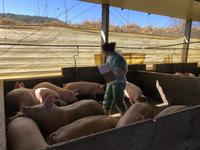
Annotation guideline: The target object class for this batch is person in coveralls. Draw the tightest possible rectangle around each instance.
[101,42,128,115]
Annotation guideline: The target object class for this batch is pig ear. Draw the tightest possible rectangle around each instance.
[62,83,66,88]
[15,81,25,88]
[70,89,79,96]
[136,114,145,121]
[14,82,20,89]
[71,89,79,93]
[20,104,24,112]
[19,82,25,88]
[44,98,54,109]
[73,91,79,97]
[135,95,148,103]
[100,84,106,89]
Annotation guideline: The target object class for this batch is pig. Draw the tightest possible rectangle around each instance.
[154,105,189,120]
[174,72,195,77]
[21,98,104,134]
[63,81,105,101]
[48,115,117,144]
[7,117,48,150]
[34,82,79,104]
[14,81,61,103]
[116,102,155,128]
[34,87,66,106]
[15,81,66,105]
[124,81,146,104]
[5,88,39,117]
[6,84,66,117]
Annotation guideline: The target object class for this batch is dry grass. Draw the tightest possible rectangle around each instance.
[42,20,66,27]
[1,15,200,38]
[0,17,24,25]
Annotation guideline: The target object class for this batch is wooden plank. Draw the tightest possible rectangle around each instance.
[136,70,200,105]
[153,63,198,74]
[0,80,6,150]
[62,66,105,83]
[2,68,200,150]
[46,106,200,150]
[62,65,146,84]
[128,64,146,71]
[4,76,66,94]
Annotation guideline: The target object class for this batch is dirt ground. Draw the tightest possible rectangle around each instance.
[0,25,199,79]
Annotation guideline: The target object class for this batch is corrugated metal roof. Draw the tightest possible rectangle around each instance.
[81,0,200,21]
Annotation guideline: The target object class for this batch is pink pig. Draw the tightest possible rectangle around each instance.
[21,97,104,134]
[7,117,48,150]
[63,81,105,100]
[124,82,147,104]
[34,82,79,104]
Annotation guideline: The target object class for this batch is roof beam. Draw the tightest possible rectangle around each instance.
[81,0,200,21]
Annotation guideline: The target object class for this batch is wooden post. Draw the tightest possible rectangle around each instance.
[181,19,192,63]
[101,4,109,64]
[0,81,6,150]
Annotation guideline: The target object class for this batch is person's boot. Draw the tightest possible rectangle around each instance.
[104,109,111,115]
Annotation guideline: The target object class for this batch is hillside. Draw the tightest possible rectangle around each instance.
[0,13,64,25]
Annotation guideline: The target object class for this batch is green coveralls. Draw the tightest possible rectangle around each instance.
[103,51,128,114]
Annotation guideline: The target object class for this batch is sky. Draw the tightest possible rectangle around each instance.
[0,0,181,28]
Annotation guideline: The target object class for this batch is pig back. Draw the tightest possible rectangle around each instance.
[125,82,143,103]
[5,88,39,117]
[48,115,117,144]
[52,100,104,132]
[63,81,105,101]
[154,105,189,119]
[7,117,48,150]
[116,102,154,127]
[62,99,105,123]
[21,99,104,134]
[63,81,95,91]
[63,81,104,94]
[34,82,61,92]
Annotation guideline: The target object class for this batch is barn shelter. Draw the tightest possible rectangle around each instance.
[2,1,200,150]
[81,0,200,63]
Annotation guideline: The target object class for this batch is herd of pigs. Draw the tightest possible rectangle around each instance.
[4,81,191,150]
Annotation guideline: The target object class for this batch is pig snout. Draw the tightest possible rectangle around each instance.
[54,99,67,106]
[134,95,148,103]
[48,132,58,144]
[65,91,79,104]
